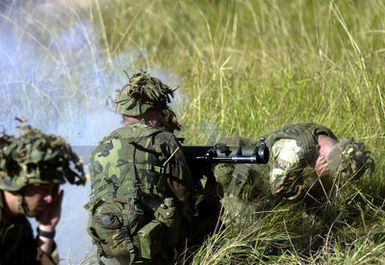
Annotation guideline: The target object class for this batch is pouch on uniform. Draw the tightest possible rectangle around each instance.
[85,197,145,258]
[154,197,181,246]
[138,220,165,259]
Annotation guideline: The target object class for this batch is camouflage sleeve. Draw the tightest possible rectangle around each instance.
[0,218,59,265]
[153,132,193,204]
[269,139,304,198]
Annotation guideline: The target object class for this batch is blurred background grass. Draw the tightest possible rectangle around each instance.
[1,0,384,264]
[94,0,385,192]
[95,0,385,139]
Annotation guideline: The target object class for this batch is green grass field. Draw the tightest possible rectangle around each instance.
[2,0,385,264]
[94,1,385,264]
[94,0,385,143]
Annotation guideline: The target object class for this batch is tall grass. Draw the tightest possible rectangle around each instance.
[92,1,385,263]
[93,0,384,137]
[95,0,385,176]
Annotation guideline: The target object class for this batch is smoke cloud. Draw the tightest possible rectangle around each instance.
[0,1,185,263]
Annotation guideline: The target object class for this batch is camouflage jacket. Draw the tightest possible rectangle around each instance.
[87,123,194,261]
[0,191,58,265]
[215,123,337,202]
[266,123,337,200]
[89,122,193,207]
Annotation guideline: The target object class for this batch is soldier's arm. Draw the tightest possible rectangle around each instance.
[269,139,304,198]
[36,239,59,265]
[36,222,60,264]
[35,188,63,264]
[154,132,193,203]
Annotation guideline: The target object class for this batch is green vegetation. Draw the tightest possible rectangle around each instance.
[91,1,385,263]
[94,0,384,141]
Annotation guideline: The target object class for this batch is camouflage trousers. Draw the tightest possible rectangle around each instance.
[220,194,259,228]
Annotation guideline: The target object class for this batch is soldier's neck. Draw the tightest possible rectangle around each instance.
[122,115,141,125]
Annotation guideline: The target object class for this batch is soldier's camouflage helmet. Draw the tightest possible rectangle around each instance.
[115,71,181,131]
[0,125,86,191]
[0,132,14,162]
[326,138,375,180]
[115,71,175,116]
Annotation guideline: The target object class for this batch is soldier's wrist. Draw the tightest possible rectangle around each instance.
[37,226,56,239]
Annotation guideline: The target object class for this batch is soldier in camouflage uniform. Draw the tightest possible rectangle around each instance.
[0,126,86,265]
[215,123,374,225]
[86,72,198,265]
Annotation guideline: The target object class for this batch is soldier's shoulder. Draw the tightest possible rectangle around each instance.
[284,123,335,135]
[101,123,162,141]
[154,130,178,143]
[109,124,139,138]
[288,123,337,140]
[90,126,132,157]
[267,123,322,138]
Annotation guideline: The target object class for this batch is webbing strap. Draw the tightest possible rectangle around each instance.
[128,142,144,264]
[145,133,167,197]
[130,141,158,156]
[131,141,142,201]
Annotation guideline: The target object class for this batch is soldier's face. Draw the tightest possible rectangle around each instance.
[22,184,60,216]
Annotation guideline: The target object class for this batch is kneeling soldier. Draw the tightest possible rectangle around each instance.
[0,126,85,265]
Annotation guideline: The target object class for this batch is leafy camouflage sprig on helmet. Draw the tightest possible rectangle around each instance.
[0,132,14,150]
[115,71,177,116]
[0,125,86,191]
[0,132,14,172]
[327,138,375,181]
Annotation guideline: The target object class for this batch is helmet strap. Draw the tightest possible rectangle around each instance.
[16,191,32,217]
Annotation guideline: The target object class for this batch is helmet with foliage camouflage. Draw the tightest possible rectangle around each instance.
[115,71,180,131]
[116,71,176,116]
[326,138,375,181]
[0,132,14,162]
[0,125,86,191]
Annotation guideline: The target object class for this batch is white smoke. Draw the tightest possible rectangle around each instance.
[0,1,186,264]
[0,3,121,142]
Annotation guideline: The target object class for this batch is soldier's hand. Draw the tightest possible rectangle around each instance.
[315,155,329,176]
[36,188,64,231]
